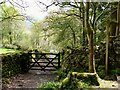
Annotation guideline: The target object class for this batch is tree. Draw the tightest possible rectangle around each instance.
[117,2,120,35]
[30,22,44,49]
[105,2,120,74]
[85,2,94,72]
[0,3,26,49]
[46,10,82,49]
[44,1,119,73]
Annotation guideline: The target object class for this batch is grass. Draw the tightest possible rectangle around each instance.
[37,78,118,90]
[38,81,60,90]
[38,73,118,90]
[0,48,20,54]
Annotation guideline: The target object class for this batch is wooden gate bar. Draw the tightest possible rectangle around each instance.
[29,57,43,70]
[41,54,57,70]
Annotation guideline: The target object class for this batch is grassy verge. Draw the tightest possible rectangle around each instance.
[38,73,118,90]
[0,48,20,54]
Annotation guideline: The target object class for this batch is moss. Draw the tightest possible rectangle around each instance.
[2,51,29,82]
[59,72,100,89]
[61,47,89,73]
[72,72,99,86]
[59,72,79,89]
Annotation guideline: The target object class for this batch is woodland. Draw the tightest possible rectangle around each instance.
[0,0,120,89]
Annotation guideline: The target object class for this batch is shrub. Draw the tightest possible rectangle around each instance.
[78,81,90,88]
[38,82,59,90]
[111,68,120,75]
[96,66,106,79]
[55,69,68,81]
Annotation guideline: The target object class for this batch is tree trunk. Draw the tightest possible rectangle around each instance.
[85,2,94,73]
[105,21,110,75]
[82,7,86,46]
[81,2,87,46]
[109,2,117,41]
[9,31,12,44]
[69,25,76,47]
[88,31,94,73]
[92,3,97,45]
[117,2,120,35]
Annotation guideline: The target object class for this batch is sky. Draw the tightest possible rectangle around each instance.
[2,0,59,21]
[4,0,120,21]
[20,0,59,21]
[13,0,59,32]
[21,0,120,21]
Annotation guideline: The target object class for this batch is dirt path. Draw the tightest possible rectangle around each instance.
[3,70,57,89]
[2,71,120,89]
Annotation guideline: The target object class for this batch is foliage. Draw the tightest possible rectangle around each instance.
[0,3,29,50]
[0,3,24,21]
[94,43,106,79]
[59,72,79,90]
[45,1,119,73]
[38,72,99,90]
[46,10,82,49]
[2,51,29,83]
[95,42,118,79]
[55,69,68,81]
[58,43,117,80]
[61,47,89,73]
[97,66,106,79]
[30,22,44,49]
[0,1,119,87]
[111,69,120,75]
[59,72,99,89]
[78,81,90,88]
[38,82,59,90]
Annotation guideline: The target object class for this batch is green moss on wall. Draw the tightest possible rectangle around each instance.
[1,52,29,79]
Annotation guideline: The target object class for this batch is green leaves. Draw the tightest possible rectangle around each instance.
[46,10,82,49]
[0,3,24,22]
[0,3,26,49]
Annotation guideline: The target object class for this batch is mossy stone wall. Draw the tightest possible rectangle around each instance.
[1,52,29,78]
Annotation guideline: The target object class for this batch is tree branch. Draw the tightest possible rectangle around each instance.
[0,14,35,24]
[0,1,5,5]
[8,0,28,8]
[94,3,110,26]
[38,1,57,11]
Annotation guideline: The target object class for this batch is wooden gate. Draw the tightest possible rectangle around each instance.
[28,52,61,71]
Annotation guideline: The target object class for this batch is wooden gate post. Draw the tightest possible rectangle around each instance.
[58,52,61,68]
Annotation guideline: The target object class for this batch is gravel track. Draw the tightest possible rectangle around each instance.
[2,70,57,89]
